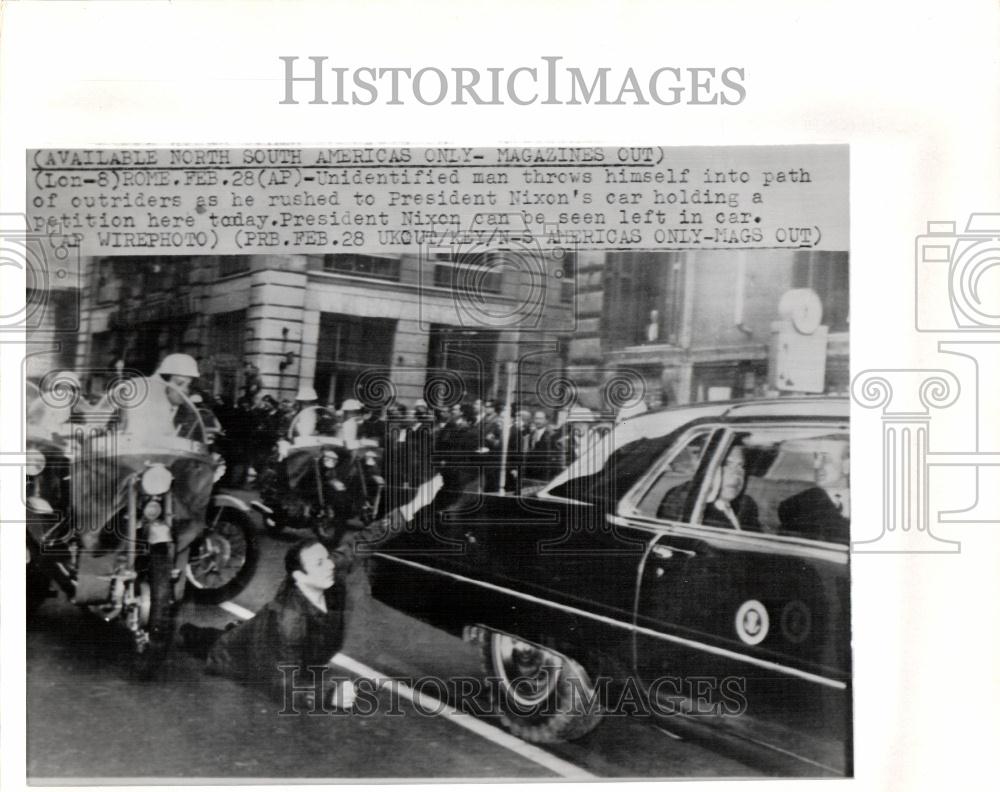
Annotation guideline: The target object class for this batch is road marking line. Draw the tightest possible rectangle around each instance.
[217,600,595,780]
[330,653,595,779]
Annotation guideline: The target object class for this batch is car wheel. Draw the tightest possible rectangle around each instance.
[479,629,603,743]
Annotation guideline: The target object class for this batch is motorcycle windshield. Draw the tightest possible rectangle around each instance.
[72,378,214,547]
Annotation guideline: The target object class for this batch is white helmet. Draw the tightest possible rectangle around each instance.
[296,385,318,402]
[341,398,362,412]
[156,353,200,379]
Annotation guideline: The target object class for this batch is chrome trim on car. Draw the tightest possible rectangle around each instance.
[373,552,848,691]
[609,514,850,564]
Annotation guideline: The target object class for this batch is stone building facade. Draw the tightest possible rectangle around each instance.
[564,248,849,408]
[69,252,574,409]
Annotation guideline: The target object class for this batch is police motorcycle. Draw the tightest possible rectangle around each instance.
[24,356,252,674]
[253,399,385,543]
[25,376,77,614]
[182,398,260,605]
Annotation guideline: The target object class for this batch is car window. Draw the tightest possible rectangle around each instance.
[541,403,726,502]
[545,429,680,505]
[692,426,849,543]
[632,428,715,520]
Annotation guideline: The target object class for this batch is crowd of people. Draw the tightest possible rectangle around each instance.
[208,385,589,495]
[27,359,603,499]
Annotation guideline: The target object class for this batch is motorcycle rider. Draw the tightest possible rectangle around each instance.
[339,398,364,450]
[290,385,320,442]
[73,353,214,607]
[256,385,339,532]
[112,352,202,441]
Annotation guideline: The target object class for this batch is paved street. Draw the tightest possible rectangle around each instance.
[27,513,781,781]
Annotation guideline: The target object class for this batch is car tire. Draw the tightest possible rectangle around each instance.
[478,629,603,744]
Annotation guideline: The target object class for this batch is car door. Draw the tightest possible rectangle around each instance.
[426,420,686,649]
[622,420,852,775]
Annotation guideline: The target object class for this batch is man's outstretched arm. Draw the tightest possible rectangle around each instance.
[332,474,443,568]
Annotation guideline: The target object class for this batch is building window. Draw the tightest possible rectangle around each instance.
[142,256,190,293]
[602,252,685,349]
[218,256,250,277]
[206,310,247,400]
[90,330,119,369]
[208,310,246,357]
[322,254,401,282]
[691,360,767,403]
[427,325,499,400]
[433,251,504,294]
[314,313,397,407]
[793,252,849,332]
[559,253,576,304]
[95,258,122,304]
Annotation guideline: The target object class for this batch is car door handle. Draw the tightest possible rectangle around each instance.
[651,544,696,561]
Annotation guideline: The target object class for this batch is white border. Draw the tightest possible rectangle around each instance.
[3,2,1000,792]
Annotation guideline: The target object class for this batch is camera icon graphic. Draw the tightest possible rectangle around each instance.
[915,213,1000,331]
[0,215,81,333]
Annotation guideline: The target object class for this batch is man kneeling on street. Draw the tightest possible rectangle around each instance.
[181,474,443,712]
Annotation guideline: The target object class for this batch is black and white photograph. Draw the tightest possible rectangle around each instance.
[5,3,1000,790]
[24,144,850,780]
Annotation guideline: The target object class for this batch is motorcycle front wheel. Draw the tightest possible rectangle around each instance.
[133,546,174,679]
[186,506,259,604]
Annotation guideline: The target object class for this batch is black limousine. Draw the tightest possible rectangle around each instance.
[371,397,851,776]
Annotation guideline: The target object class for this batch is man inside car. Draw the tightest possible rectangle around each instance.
[777,435,850,543]
[658,442,761,531]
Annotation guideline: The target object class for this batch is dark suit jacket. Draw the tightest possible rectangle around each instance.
[657,481,761,531]
[778,486,849,543]
[703,495,761,532]
[525,427,562,480]
[206,578,346,701]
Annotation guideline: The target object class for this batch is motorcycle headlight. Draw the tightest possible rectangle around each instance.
[26,448,46,477]
[141,464,173,495]
[143,499,163,521]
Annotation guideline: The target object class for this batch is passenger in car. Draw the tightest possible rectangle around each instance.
[658,444,761,531]
[777,436,850,543]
